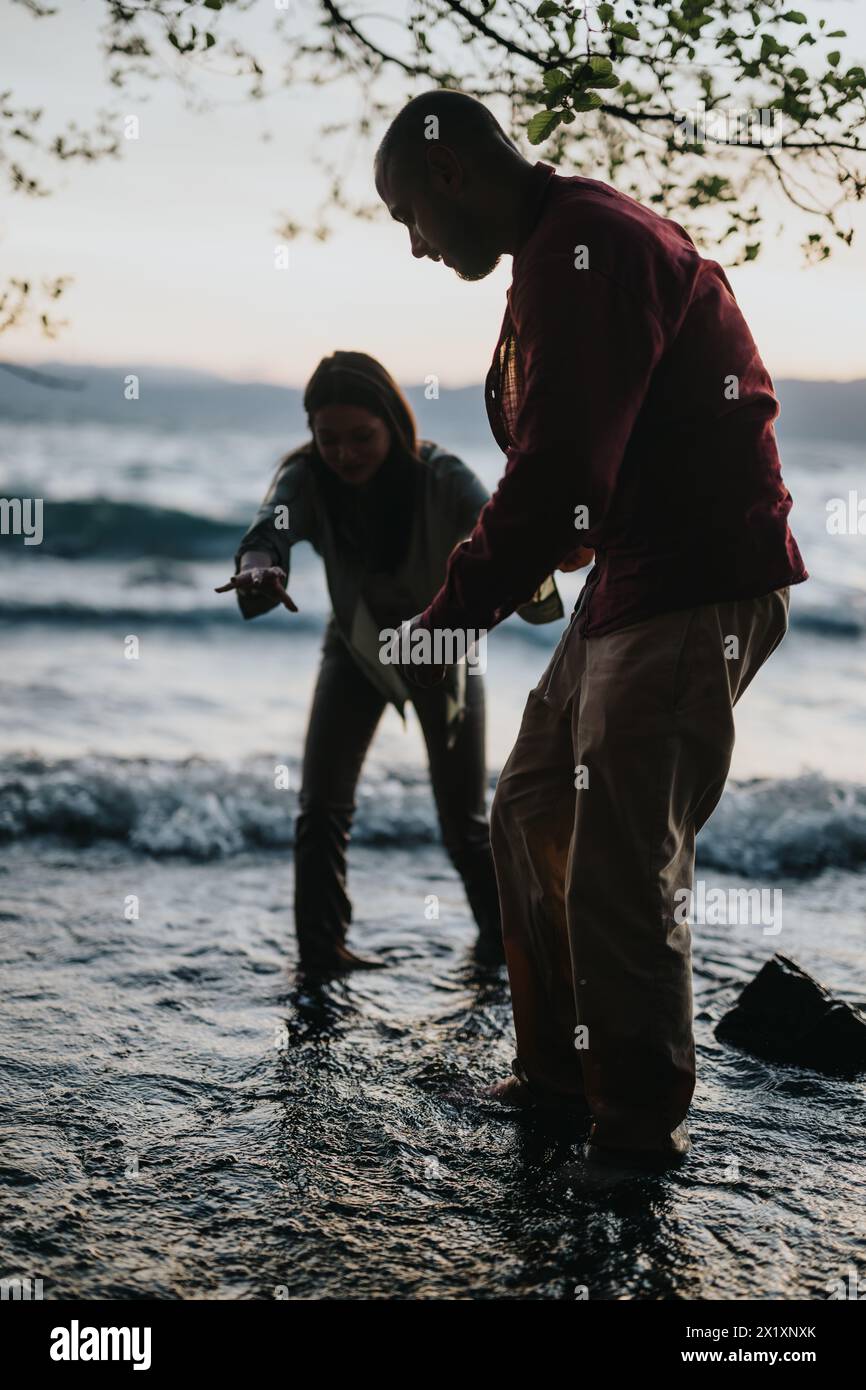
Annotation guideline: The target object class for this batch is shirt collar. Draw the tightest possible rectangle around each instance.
[512,160,557,258]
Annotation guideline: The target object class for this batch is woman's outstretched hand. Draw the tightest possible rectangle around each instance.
[215,565,298,612]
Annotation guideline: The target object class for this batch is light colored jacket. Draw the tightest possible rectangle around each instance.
[235,440,564,735]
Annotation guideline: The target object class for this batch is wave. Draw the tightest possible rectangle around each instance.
[0,754,436,860]
[1,497,864,640]
[697,773,866,878]
[0,601,325,631]
[0,497,244,559]
[0,598,561,642]
[790,604,866,639]
[1,600,861,643]
[1,757,864,874]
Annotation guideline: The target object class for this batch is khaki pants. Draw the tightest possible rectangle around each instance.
[490,588,790,1145]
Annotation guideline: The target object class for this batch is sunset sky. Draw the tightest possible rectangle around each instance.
[4,0,866,386]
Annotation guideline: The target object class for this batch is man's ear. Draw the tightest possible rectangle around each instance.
[425,142,463,195]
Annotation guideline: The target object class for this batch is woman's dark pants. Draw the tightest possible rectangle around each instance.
[294,620,501,966]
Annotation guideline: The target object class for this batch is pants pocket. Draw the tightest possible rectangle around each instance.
[533,610,579,708]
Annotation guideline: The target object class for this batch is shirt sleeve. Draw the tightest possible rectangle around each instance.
[440,453,491,539]
[233,457,314,619]
[435,449,564,625]
[419,255,665,634]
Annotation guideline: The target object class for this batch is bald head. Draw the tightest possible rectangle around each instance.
[374,90,533,281]
[375,90,517,187]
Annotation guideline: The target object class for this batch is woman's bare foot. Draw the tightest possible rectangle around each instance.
[486,1074,536,1108]
[299,942,387,977]
[486,1072,592,1117]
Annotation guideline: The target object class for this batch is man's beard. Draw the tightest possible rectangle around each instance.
[444,212,502,281]
[456,252,501,282]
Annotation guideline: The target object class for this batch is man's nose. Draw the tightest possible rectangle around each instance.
[409,227,433,260]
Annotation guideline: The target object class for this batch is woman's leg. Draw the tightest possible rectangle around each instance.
[411,671,503,958]
[295,620,387,969]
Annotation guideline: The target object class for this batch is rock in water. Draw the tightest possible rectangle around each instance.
[715,953,866,1076]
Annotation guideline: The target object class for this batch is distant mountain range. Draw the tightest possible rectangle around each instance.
[1,361,865,444]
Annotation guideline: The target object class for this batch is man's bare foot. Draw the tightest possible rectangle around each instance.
[583,1120,691,1170]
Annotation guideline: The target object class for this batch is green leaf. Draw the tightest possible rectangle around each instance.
[597,2,614,24]
[203,0,224,9]
[611,20,639,39]
[781,10,807,21]
[827,50,840,66]
[581,60,620,88]
[535,0,560,16]
[571,91,603,111]
[527,109,562,144]
[543,69,570,92]
[761,34,788,58]
[204,32,216,48]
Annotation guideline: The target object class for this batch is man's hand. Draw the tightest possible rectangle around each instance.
[216,565,298,612]
[558,546,595,574]
[399,615,447,689]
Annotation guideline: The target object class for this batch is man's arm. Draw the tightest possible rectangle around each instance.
[444,454,491,540]
[418,257,666,636]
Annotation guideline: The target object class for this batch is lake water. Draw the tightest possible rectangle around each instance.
[1,419,864,1299]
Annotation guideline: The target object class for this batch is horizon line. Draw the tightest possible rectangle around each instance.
[3,357,866,392]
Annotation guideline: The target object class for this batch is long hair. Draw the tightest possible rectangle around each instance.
[303,350,419,458]
[276,351,426,573]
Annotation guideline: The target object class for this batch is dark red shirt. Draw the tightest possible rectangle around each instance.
[420,161,807,639]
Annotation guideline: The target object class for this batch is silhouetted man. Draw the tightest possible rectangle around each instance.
[375,90,807,1169]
